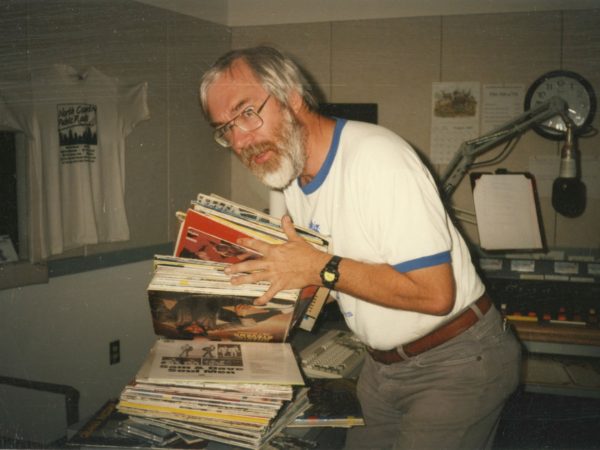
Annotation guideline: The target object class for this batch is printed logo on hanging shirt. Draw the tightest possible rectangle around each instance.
[309,220,321,233]
[57,103,98,164]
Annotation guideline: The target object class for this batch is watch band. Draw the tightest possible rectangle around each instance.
[320,255,341,290]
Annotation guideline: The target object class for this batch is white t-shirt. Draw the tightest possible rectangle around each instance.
[284,119,485,350]
[0,65,149,257]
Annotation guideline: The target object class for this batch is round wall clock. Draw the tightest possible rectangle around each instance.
[524,70,596,140]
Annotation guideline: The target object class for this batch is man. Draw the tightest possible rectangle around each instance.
[199,46,521,449]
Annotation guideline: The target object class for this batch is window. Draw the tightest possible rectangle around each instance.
[0,131,20,261]
[0,131,44,290]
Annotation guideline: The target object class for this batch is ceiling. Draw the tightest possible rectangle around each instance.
[133,0,600,27]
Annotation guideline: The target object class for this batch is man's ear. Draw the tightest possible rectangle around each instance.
[288,90,304,114]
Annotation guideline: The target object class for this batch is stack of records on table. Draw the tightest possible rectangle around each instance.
[117,339,310,449]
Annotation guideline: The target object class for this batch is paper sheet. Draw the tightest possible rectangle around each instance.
[473,173,543,250]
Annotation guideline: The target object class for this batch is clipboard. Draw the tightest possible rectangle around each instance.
[470,171,546,252]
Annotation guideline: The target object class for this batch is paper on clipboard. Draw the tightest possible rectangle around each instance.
[471,173,544,251]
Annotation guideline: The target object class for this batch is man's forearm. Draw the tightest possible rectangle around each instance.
[322,257,456,315]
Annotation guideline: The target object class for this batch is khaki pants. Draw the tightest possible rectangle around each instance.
[345,307,521,450]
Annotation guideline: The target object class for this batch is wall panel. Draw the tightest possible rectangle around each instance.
[331,17,441,159]
[555,9,600,247]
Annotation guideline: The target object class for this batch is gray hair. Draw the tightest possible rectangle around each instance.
[199,46,317,119]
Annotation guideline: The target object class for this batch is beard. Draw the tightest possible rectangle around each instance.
[239,109,306,190]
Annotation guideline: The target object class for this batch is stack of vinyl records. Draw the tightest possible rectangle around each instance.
[147,256,308,343]
[172,192,331,334]
[116,339,310,449]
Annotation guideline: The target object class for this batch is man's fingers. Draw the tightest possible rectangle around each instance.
[253,284,280,305]
[236,237,270,254]
[229,271,268,285]
[253,294,271,306]
[281,215,302,242]
[225,258,265,275]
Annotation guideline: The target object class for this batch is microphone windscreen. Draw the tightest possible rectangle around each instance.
[552,178,586,218]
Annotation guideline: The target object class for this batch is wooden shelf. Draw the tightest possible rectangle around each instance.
[511,320,600,347]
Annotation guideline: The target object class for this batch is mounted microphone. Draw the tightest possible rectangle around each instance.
[551,123,586,218]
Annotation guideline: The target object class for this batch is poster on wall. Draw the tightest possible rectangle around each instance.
[430,81,480,165]
[481,84,525,134]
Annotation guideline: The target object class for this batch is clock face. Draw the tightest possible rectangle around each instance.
[525,70,596,140]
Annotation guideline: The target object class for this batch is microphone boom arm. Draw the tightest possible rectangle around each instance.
[441,96,571,198]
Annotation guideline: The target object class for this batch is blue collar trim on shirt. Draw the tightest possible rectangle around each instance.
[393,251,451,273]
[298,118,347,195]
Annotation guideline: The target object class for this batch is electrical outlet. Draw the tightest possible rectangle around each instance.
[109,340,120,365]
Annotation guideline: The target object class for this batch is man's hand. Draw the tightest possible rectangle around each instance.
[225,215,330,305]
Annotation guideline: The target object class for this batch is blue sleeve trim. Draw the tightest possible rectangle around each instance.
[393,251,451,273]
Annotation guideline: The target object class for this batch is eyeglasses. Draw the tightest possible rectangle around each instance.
[213,95,271,148]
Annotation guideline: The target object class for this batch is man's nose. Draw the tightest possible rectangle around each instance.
[230,126,253,154]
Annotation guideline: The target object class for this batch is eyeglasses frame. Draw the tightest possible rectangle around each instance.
[213,95,271,147]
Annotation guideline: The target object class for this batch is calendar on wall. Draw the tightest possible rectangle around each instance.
[430,81,480,165]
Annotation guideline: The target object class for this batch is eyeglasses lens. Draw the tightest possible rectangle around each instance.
[214,111,263,147]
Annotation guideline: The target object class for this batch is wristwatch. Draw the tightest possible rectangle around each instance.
[320,255,341,290]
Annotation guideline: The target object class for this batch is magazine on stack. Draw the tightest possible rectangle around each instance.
[116,339,311,449]
[134,339,305,387]
[193,193,328,249]
[118,389,310,450]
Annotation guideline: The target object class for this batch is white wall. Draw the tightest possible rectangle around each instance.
[0,260,156,440]
[136,0,600,26]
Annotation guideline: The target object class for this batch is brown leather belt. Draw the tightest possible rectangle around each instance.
[367,293,493,365]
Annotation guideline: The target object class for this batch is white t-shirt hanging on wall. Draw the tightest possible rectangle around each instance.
[0,64,149,257]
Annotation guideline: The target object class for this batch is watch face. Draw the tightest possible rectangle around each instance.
[525,70,596,140]
[323,271,336,283]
